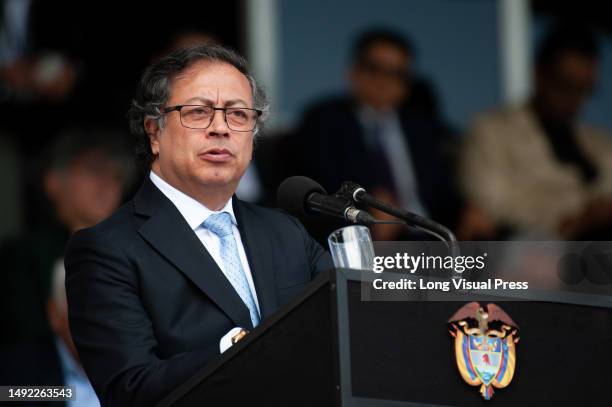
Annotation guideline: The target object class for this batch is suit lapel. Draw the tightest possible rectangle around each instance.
[134,179,253,330]
[233,197,278,319]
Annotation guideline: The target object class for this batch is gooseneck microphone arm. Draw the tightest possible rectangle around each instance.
[306,194,406,226]
[340,182,458,253]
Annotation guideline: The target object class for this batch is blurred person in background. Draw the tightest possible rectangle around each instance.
[0,0,83,148]
[0,259,100,407]
[292,28,463,241]
[0,0,78,104]
[0,128,132,349]
[460,22,612,240]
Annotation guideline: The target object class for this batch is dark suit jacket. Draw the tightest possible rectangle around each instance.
[0,340,65,407]
[65,177,333,406]
[293,95,462,229]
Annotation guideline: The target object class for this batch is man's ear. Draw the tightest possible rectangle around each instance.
[144,117,161,156]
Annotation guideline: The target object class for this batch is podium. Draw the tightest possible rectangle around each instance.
[157,269,612,406]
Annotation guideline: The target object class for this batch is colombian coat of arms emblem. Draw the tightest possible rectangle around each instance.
[448,302,519,400]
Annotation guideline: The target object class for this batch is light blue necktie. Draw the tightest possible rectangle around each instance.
[203,212,260,328]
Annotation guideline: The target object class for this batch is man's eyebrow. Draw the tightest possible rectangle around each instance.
[183,97,214,104]
[224,99,250,107]
[181,97,250,107]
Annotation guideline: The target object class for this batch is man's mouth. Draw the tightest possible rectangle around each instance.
[199,148,233,163]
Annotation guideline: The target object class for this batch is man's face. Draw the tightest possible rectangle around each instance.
[148,61,254,197]
[47,151,123,231]
[350,42,411,111]
[535,51,598,121]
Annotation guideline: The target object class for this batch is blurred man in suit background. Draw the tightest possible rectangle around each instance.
[0,128,131,349]
[292,29,463,241]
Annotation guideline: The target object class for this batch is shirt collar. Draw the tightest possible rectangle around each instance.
[149,171,237,230]
[357,105,400,148]
[358,104,397,124]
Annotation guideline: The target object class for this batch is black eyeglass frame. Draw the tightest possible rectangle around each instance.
[162,105,263,132]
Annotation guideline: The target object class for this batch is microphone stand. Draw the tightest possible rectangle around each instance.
[343,185,460,260]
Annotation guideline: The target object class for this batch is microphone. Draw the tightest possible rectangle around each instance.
[277,176,377,225]
[339,181,458,246]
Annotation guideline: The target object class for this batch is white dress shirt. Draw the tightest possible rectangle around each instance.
[149,171,261,316]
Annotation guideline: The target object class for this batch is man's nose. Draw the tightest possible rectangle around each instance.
[207,109,230,136]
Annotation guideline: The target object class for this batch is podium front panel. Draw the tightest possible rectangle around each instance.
[334,270,612,407]
[162,276,337,406]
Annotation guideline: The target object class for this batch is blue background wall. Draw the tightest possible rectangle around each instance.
[278,0,611,133]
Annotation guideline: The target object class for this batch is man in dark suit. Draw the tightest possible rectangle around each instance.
[292,29,462,241]
[65,45,333,406]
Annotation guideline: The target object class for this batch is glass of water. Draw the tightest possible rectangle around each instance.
[327,225,375,271]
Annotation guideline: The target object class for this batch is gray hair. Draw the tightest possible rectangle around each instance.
[128,44,269,169]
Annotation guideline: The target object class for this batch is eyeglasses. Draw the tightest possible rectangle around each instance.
[162,105,263,132]
[358,60,409,82]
